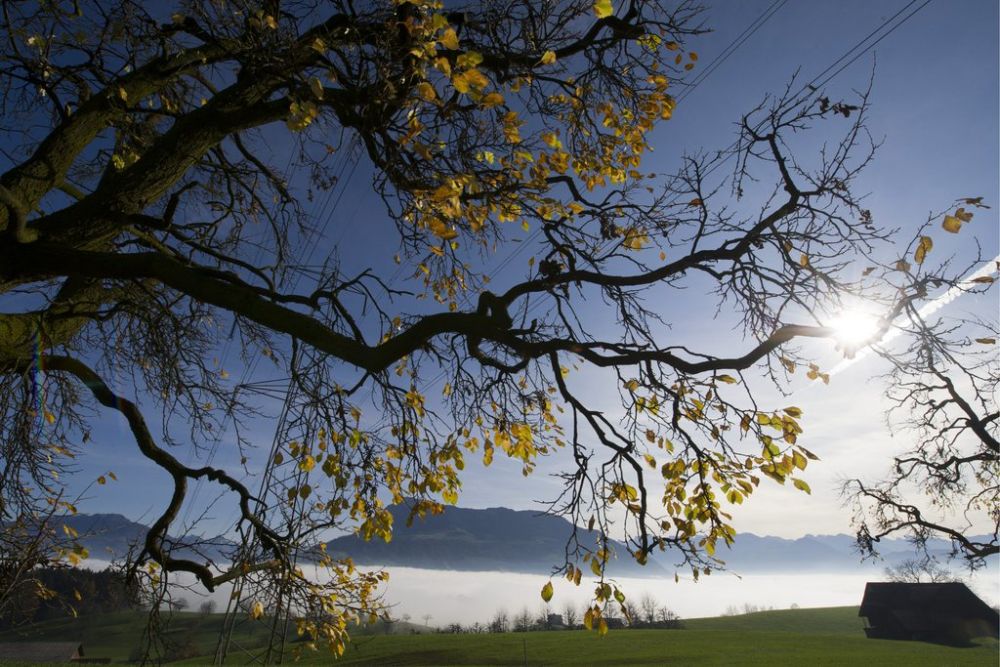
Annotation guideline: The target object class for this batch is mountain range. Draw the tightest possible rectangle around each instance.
[50,505,988,575]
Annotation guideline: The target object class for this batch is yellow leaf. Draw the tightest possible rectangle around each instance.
[717,375,738,384]
[593,0,614,19]
[598,617,609,636]
[942,215,962,233]
[541,581,554,602]
[622,227,649,250]
[583,608,594,630]
[97,476,106,485]
[783,406,802,418]
[249,600,265,620]
[439,28,460,50]
[299,455,316,472]
[914,235,932,264]
[417,81,437,102]
[480,92,504,108]
[799,254,809,268]
[540,50,557,65]
[792,478,811,494]
[975,337,996,345]
[309,77,324,100]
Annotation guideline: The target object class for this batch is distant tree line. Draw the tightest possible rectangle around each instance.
[0,566,134,628]
[429,595,683,635]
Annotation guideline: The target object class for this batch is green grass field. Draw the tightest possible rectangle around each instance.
[1,606,996,665]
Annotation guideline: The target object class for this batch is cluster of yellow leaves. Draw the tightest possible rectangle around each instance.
[363,1,699,303]
[246,554,389,660]
[286,100,319,131]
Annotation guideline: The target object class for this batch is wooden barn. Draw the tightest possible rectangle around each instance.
[859,582,1000,645]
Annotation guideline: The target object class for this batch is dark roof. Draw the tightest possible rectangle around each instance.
[0,641,83,662]
[859,582,997,619]
[859,582,999,643]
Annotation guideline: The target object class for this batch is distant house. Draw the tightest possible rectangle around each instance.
[546,613,565,629]
[0,642,85,663]
[603,616,626,630]
[859,582,1000,645]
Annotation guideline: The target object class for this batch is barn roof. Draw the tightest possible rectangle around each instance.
[0,641,83,662]
[859,581,999,643]
[859,582,996,620]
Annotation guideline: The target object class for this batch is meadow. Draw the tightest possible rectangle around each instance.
[1,606,996,665]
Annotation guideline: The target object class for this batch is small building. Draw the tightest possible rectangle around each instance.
[859,582,1000,645]
[603,616,626,630]
[0,642,85,663]
[546,613,565,629]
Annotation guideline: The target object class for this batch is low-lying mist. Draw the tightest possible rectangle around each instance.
[87,561,999,628]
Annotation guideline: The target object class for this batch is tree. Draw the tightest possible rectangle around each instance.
[639,593,658,626]
[655,605,682,629]
[0,0,990,655]
[513,607,533,633]
[845,262,998,566]
[562,602,578,629]
[489,608,510,634]
[198,599,217,616]
[884,557,959,584]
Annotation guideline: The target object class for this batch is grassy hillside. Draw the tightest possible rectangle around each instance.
[0,610,422,663]
[2,606,996,665]
[316,629,997,666]
[684,605,865,634]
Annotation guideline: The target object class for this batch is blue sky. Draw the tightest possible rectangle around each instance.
[33,0,998,544]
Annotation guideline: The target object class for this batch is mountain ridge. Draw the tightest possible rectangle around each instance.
[47,507,991,574]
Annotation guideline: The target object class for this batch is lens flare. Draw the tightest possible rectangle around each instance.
[828,308,880,347]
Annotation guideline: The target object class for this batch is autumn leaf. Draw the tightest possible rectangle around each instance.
[309,77,324,100]
[540,50,557,65]
[975,338,996,345]
[540,581,554,602]
[593,0,614,19]
[914,236,932,264]
[622,226,649,250]
[942,215,962,233]
[793,478,811,494]
[439,28,460,51]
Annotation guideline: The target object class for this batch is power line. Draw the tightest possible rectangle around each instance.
[676,0,789,103]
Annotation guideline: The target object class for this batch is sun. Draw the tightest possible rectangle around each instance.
[828,307,881,347]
